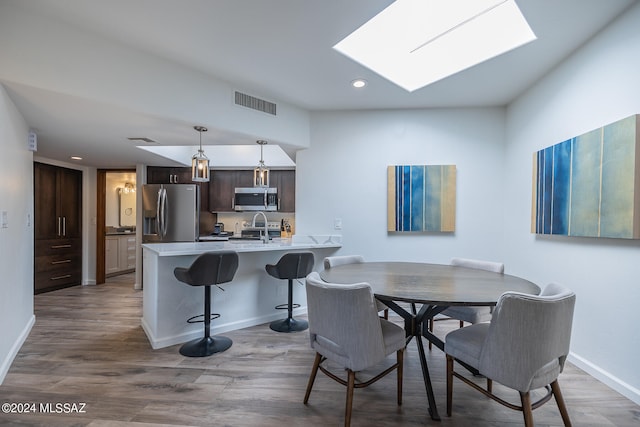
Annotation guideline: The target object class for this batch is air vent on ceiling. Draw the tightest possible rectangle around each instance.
[127,137,157,144]
[234,91,277,116]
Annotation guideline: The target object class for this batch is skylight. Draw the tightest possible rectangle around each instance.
[333,0,536,92]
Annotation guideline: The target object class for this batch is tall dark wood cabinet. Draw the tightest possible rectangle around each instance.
[34,162,83,294]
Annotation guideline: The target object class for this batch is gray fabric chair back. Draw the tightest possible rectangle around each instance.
[440,257,504,324]
[174,251,238,287]
[451,257,504,274]
[323,255,388,316]
[478,283,576,392]
[305,272,387,372]
[266,252,314,280]
[323,255,365,270]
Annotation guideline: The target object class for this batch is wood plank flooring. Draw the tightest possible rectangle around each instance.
[1,273,638,426]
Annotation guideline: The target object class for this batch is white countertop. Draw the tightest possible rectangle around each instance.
[142,235,342,256]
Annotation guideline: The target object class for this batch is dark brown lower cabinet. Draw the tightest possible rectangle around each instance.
[34,238,82,293]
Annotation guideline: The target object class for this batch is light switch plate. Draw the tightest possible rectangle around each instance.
[334,218,342,230]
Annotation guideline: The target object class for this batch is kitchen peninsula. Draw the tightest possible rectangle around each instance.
[141,235,341,349]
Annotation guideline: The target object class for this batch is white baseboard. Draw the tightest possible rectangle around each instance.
[568,352,640,405]
[141,307,308,350]
[0,314,35,384]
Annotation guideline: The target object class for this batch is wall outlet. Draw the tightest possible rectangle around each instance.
[334,217,342,230]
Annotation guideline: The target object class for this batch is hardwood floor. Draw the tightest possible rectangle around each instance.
[1,273,638,426]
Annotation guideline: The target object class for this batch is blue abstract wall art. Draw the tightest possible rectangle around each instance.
[532,114,640,239]
[387,165,456,232]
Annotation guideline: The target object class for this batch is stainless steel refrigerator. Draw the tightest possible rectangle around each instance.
[142,184,200,243]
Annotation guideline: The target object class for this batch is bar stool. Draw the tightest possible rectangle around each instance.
[173,251,239,357]
[265,252,315,332]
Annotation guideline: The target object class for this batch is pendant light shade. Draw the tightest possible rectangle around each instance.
[254,140,270,187]
[192,126,210,182]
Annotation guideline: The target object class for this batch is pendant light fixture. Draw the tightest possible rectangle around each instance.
[192,126,210,182]
[254,140,270,187]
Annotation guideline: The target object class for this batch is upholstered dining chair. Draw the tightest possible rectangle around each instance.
[304,272,405,427]
[323,255,388,319]
[428,257,504,349]
[323,254,366,269]
[445,283,576,427]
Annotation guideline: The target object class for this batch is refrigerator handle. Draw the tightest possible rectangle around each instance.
[155,188,162,236]
[160,188,168,238]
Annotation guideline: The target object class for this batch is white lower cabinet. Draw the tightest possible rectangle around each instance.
[106,234,136,276]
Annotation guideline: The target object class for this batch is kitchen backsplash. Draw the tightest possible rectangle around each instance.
[213,212,295,236]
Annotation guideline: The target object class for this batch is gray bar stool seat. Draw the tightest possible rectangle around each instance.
[265,252,315,332]
[173,251,239,357]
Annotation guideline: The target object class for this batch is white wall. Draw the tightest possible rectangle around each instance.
[296,3,640,404]
[296,108,507,264]
[0,85,35,383]
[504,2,640,403]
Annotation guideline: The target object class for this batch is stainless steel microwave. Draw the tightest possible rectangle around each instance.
[234,187,278,211]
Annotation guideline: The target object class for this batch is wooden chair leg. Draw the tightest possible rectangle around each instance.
[459,320,464,328]
[520,391,534,427]
[551,380,572,427]
[446,355,454,416]
[304,353,322,404]
[345,370,355,427]
[383,308,389,319]
[397,348,404,405]
[486,378,492,393]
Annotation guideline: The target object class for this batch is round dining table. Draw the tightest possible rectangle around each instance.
[319,261,540,421]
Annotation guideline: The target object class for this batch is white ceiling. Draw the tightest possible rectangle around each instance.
[0,0,636,168]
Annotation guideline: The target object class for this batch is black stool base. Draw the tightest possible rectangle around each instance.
[179,336,232,357]
[269,317,308,333]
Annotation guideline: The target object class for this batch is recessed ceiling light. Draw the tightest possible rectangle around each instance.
[70,156,83,160]
[351,79,368,88]
[334,0,536,92]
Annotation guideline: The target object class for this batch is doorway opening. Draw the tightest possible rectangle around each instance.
[96,169,137,284]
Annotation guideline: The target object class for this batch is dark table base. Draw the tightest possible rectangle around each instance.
[381,300,447,421]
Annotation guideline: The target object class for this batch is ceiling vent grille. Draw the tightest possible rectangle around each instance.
[127,137,157,144]
[235,91,277,116]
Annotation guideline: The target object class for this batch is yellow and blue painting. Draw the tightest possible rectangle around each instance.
[387,165,456,232]
[532,114,640,239]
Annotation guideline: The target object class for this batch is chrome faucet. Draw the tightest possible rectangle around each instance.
[251,211,269,243]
